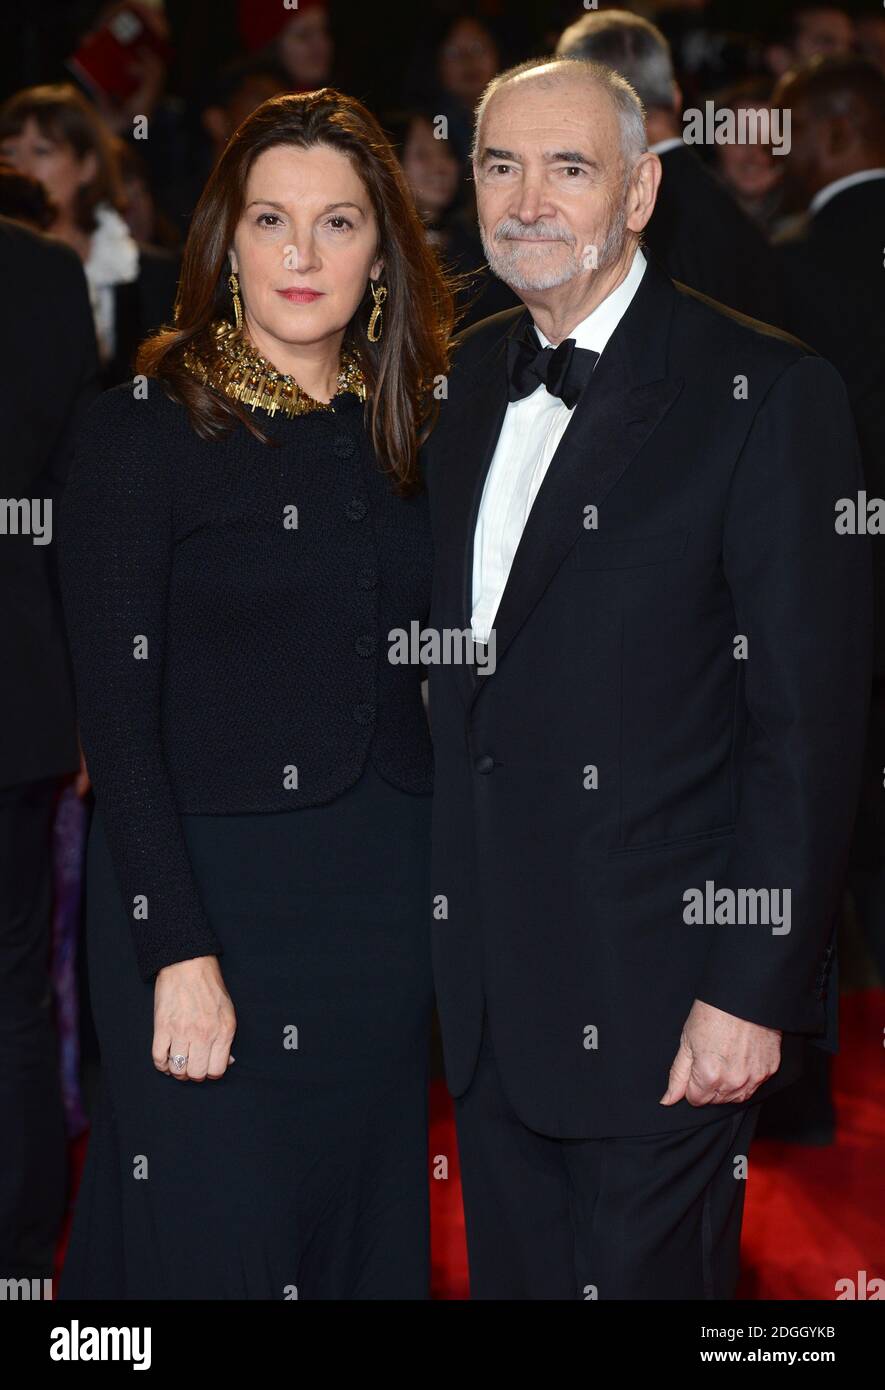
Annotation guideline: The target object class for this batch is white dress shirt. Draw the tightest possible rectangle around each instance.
[471,246,647,645]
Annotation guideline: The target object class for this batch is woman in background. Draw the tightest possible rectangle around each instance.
[384,108,517,329]
[113,138,182,252]
[712,79,786,236]
[0,83,178,385]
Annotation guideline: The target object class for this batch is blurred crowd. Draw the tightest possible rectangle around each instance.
[1,0,884,1282]
[1,0,884,360]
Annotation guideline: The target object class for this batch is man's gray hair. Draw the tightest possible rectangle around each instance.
[470,56,648,171]
[556,10,676,115]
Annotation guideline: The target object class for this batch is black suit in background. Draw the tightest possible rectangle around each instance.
[644,143,783,326]
[103,245,180,389]
[776,177,885,979]
[423,253,872,1297]
[0,215,98,1280]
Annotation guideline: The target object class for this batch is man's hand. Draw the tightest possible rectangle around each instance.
[660,999,782,1107]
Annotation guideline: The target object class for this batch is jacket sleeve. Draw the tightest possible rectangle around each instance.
[58,389,224,981]
[694,354,873,1033]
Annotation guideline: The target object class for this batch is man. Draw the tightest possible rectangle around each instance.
[773,56,885,980]
[856,11,885,75]
[423,58,872,1299]
[0,213,98,1285]
[557,9,782,324]
[765,4,856,78]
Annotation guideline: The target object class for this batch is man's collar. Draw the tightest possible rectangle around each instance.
[533,246,648,358]
[809,168,885,217]
[648,136,685,156]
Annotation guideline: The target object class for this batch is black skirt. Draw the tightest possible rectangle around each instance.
[58,763,433,1299]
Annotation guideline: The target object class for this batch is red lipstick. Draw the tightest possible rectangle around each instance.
[277,287,325,303]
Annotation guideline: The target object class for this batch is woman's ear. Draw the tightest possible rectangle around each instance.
[370,256,384,281]
[229,249,239,275]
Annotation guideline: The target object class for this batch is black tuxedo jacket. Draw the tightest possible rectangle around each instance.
[644,145,782,326]
[423,253,873,1138]
[0,216,99,790]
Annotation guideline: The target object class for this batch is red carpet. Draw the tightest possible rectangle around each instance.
[57,990,885,1299]
[429,989,885,1299]
[737,988,885,1299]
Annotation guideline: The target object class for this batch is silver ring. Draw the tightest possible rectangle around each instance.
[170,1053,188,1073]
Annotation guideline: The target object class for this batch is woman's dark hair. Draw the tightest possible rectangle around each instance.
[137,87,457,494]
[0,83,124,233]
[112,136,182,250]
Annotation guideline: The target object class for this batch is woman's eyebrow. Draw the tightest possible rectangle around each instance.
[244,199,366,213]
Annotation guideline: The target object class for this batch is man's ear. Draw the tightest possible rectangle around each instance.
[626,152,662,234]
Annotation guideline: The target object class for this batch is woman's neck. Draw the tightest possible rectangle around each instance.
[51,216,92,263]
[243,319,345,403]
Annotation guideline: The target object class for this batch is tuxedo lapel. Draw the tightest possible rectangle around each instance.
[439,307,532,705]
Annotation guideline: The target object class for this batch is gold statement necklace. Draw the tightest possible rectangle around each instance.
[183,319,367,418]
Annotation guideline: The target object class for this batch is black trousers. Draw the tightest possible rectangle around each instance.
[0,778,67,1281]
[454,1013,761,1300]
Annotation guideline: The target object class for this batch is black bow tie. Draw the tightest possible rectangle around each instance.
[506,325,600,409]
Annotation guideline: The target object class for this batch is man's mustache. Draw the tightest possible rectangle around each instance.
[492,220,576,244]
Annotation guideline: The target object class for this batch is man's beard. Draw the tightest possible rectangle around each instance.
[479,200,629,292]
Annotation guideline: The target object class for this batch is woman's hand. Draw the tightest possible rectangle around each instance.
[152,956,237,1081]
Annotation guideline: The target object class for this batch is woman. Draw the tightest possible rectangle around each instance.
[56,88,454,1300]
[0,83,178,386]
[711,80,785,237]
[113,138,182,252]
[384,107,518,329]
[405,11,501,170]
[242,0,335,91]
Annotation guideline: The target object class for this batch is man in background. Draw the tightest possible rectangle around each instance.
[557,8,782,325]
[765,4,856,78]
[0,213,97,1285]
[774,56,885,983]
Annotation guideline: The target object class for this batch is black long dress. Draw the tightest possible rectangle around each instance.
[56,375,434,1300]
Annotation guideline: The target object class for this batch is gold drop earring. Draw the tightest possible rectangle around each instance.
[367,281,387,343]
[229,271,243,332]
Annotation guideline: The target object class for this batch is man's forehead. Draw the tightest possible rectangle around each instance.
[488,74,613,116]
[479,116,617,165]
[482,79,619,145]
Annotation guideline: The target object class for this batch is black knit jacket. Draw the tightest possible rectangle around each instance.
[58,380,433,981]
